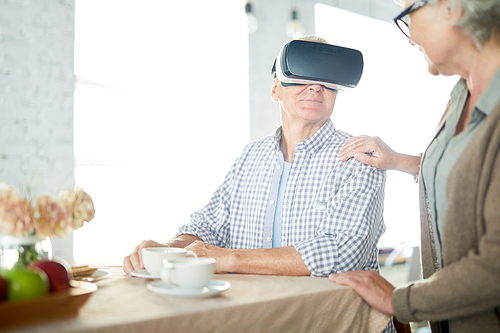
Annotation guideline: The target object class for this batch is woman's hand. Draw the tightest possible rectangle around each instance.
[338,136,399,169]
[329,270,395,316]
[338,136,420,176]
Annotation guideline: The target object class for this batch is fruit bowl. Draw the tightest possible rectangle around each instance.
[0,280,97,331]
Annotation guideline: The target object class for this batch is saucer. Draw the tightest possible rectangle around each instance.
[74,269,112,282]
[147,279,231,299]
[130,269,160,279]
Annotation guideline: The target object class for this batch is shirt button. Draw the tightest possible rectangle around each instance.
[269,200,275,205]
[267,237,272,242]
[276,165,281,170]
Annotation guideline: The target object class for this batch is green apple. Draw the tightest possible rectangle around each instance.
[0,268,49,301]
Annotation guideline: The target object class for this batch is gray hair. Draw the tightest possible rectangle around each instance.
[394,0,500,47]
[295,35,330,44]
[273,35,330,78]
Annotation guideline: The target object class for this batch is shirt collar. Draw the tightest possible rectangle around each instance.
[273,119,336,155]
[450,77,468,101]
[475,66,500,116]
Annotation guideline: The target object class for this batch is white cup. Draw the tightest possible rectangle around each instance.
[141,247,197,276]
[161,257,215,289]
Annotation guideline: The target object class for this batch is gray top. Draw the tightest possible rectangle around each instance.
[422,68,500,267]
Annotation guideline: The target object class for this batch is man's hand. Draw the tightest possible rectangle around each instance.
[123,239,165,274]
[124,237,310,276]
[185,240,234,274]
[329,270,395,316]
[123,235,203,274]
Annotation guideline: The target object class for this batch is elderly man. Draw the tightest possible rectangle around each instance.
[123,36,386,278]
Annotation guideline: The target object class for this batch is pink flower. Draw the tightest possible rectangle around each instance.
[59,189,95,230]
[33,195,72,237]
[0,183,95,238]
[0,183,33,236]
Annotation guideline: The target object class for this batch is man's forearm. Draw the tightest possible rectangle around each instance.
[224,246,310,276]
[165,234,203,248]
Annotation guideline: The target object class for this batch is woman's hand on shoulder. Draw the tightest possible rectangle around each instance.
[338,136,400,170]
[338,135,421,176]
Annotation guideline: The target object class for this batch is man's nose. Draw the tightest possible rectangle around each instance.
[308,84,324,91]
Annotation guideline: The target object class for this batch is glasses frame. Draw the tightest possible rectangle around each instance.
[393,0,428,38]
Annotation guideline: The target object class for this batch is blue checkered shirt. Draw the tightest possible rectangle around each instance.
[176,119,386,277]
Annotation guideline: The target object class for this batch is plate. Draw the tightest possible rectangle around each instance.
[73,269,112,282]
[0,280,97,331]
[147,279,231,299]
[130,269,160,279]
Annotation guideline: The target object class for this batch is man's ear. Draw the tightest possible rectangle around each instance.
[271,77,280,102]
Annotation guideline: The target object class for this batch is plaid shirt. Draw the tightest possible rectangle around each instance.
[177,119,386,277]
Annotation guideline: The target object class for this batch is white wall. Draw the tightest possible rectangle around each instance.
[0,0,75,262]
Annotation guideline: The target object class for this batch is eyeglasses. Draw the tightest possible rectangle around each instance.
[393,0,428,38]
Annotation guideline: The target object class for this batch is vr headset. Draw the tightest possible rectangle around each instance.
[271,40,364,92]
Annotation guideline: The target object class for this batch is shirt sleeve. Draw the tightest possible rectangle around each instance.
[294,160,386,277]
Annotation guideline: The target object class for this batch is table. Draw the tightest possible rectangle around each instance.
[4,266,390,333]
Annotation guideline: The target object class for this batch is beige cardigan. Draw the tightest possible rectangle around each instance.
[392,100,500,333]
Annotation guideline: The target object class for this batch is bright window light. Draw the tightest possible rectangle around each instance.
[74,0,249,265]
[315,4,458,248]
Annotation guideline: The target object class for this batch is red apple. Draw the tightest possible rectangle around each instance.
[0,275,7,302]
[28,260,71,293]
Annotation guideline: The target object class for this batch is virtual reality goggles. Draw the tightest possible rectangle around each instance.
[271,40,364,92]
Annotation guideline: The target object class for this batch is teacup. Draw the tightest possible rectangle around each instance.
[161,257,215,289]
[141,247,197,276]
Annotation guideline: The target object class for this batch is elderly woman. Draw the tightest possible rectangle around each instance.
[329,0,500,332]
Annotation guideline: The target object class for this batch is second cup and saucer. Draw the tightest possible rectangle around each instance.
[147,256,230,299]
[130,269,160,279]
[147,279,231,299]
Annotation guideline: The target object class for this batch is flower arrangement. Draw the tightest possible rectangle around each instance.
[0,183,95,268]
[0,182,95,238]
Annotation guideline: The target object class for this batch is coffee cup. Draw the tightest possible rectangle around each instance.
[161,257,215,289]
[141,247,197,276]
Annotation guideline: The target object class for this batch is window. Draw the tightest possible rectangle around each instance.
[315,4,458,247]
[74,0,249,265]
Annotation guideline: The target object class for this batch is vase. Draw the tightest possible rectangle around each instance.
[0,234,53,270]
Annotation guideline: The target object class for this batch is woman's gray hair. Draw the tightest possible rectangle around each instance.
[394,0,500,47]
